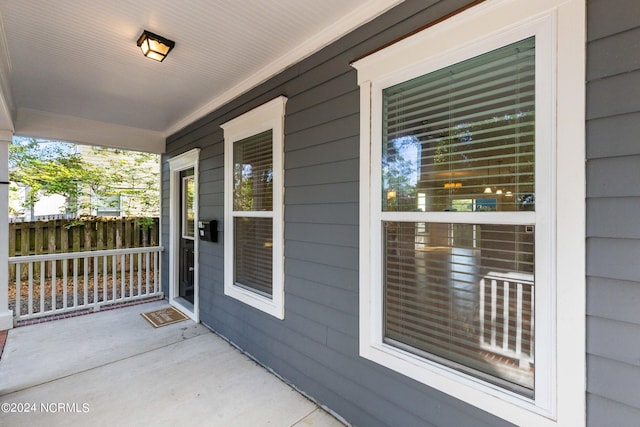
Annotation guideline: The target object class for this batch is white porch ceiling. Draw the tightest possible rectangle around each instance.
[0,0,401,152]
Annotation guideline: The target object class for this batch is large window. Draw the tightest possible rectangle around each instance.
[383,37,536,396]
[233,130,274,296]
[353,0,585,425]
[221,96,286,319]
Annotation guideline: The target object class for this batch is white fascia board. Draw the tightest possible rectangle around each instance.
[15,108,165,154]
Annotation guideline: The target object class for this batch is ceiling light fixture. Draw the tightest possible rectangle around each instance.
[137,30,175,62]
[444,182,462,188]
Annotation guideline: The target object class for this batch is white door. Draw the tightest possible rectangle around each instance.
[168,149,199,322]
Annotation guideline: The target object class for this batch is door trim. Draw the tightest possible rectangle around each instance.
[168,148,200,322]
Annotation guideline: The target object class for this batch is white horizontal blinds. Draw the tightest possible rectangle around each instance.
[381,37,537,396]
[383,221,535,394]
[233,130,274,296]
[233,130,273,211]
[382,37,535,212]
[234,217,273,295]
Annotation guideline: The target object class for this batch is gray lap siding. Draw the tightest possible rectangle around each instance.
[159,0,640,425]
[586,0,640,425]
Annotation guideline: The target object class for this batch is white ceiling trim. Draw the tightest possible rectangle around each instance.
[165,0,404,137]
[0,11,13,132]
[15,108,165,154]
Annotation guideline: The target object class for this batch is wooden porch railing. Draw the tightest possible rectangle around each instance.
[479,272,534,367]
[8,246,163,324]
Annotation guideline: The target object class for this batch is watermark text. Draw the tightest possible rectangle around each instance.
[1,402,90,414]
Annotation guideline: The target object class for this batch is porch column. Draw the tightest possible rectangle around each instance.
[0,130,13,330]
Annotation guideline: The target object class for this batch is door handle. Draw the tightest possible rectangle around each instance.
[189,267,195,272]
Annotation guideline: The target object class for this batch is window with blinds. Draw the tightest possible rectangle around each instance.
[232,130,274,296]
[380,38,536,395]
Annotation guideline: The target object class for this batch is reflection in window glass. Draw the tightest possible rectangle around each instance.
[380,37,538,398]
[233,130,273,212]
[382,38,535,213]
[234,217,273,296]
[182,174,195,238]
[384,221,535,395]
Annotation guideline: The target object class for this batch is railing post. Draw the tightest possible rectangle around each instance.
[0,131,14,330]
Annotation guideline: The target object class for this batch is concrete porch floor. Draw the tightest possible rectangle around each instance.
[0,300,345,427]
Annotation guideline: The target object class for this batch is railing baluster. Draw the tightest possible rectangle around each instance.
[137,253,142,297]
[28,262,33,315]
[145,252,150,295]
[121,254,125,300]
[40,260,45,314]
[73,258,78,308]
[130,253,134,299]
[530,285,535,361]
[112,255,117,301]
[84,257,89,306]
[490,279,497,347]
[63,259,68,309]
[15,263,21,319]
[154,252,159,293]
[103,255,108,301]
[479,278,485,346]
[503,281,510,352]
[516,282,523,358]
[51,260,57,311]
[94,256,99,310]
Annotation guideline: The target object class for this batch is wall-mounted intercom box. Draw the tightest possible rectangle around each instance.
[198,220,218,242]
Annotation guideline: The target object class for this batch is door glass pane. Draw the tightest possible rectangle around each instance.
[234,217,273,296]
[182,174,195,238]
[383,221,535,395]
[382,37,535,212]
[233,130,273,211]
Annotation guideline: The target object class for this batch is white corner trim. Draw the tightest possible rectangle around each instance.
[165,0,402,137]
[0,137,12,330]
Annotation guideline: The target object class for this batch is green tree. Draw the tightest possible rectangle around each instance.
[9,138,160,219]
[88,147,160,217]
[9,138,102,214]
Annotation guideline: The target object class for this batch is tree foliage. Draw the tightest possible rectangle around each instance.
[88,147,160,216]
[9,138,159,217]
[10,138,102,214]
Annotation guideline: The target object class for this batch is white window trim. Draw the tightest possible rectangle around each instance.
[352,1,585,426]
[221,96,287,319]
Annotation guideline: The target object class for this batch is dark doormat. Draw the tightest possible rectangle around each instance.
[141,306,189,328]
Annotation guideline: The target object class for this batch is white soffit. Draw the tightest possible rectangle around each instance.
[0,0,403,150]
